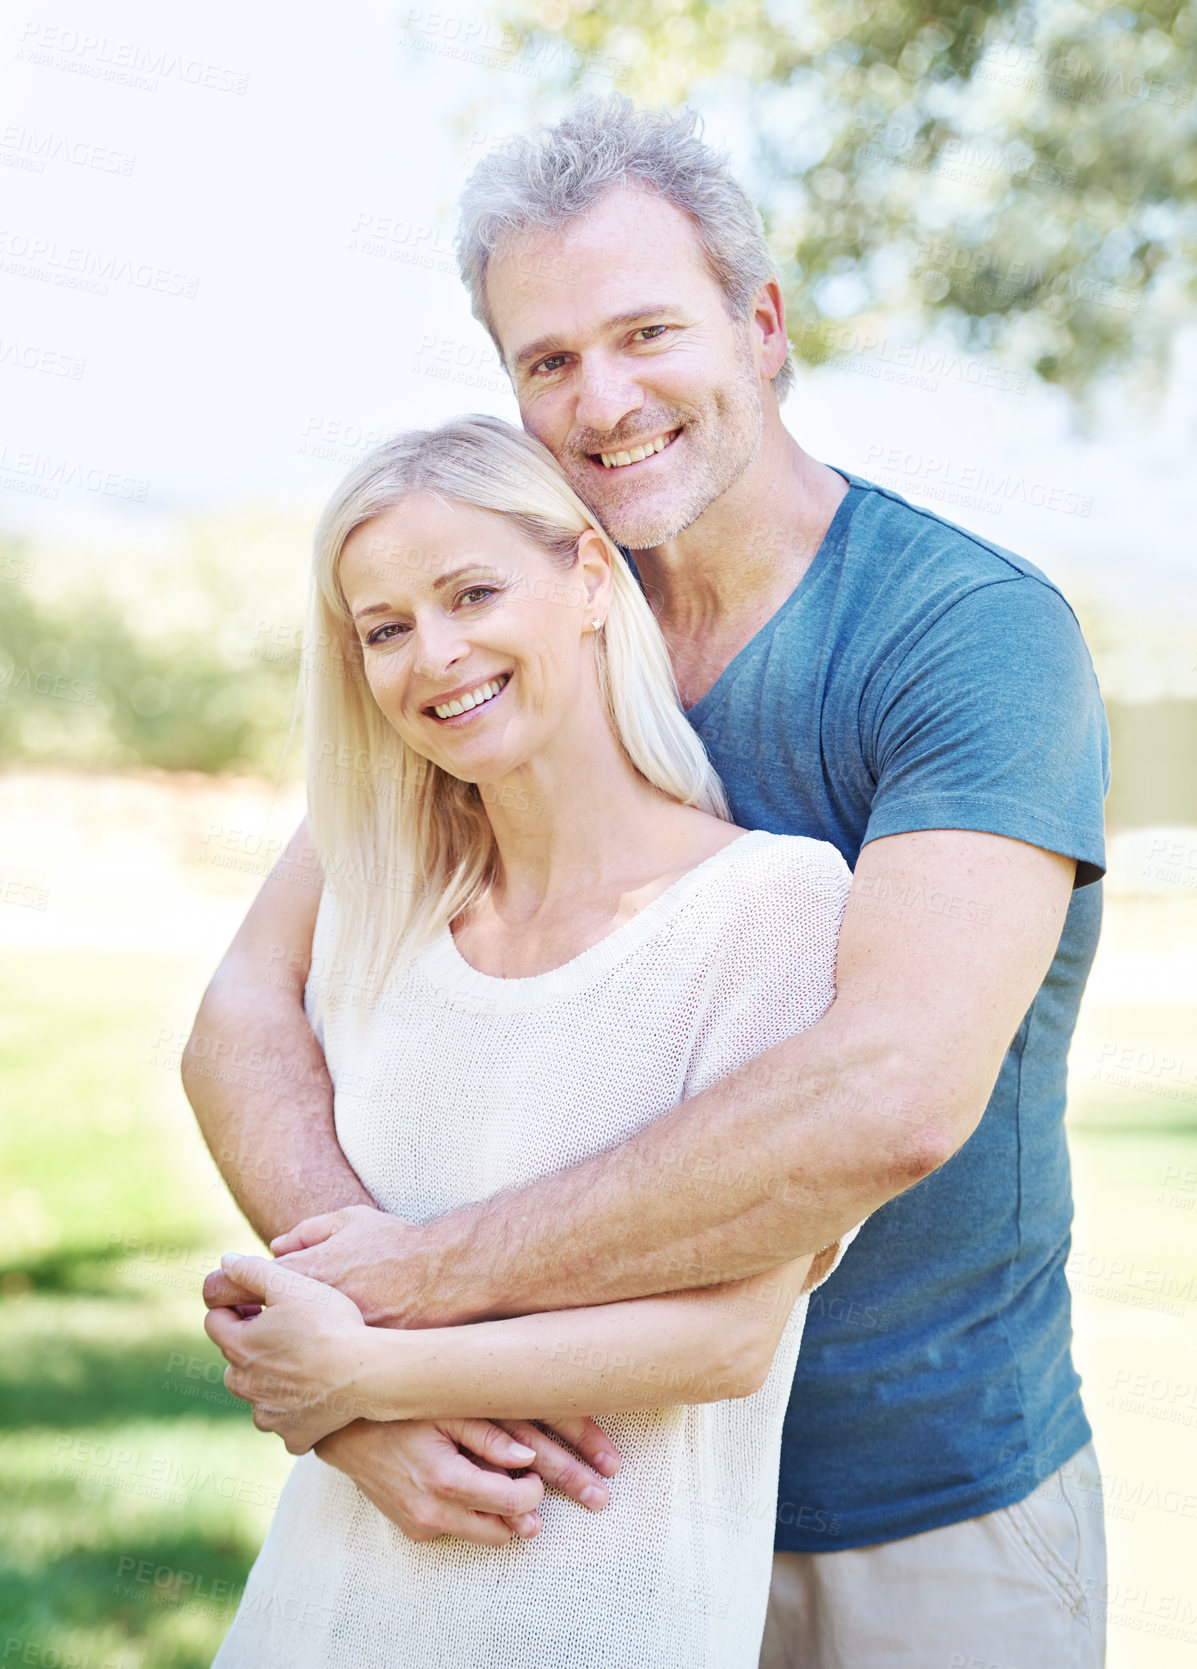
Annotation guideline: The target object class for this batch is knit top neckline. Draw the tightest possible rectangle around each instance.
[417,828,775,1012]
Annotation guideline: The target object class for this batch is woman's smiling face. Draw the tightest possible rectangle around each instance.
[339,492,609,785]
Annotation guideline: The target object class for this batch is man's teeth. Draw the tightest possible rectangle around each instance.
[599,432,675,469]
[433,675,507,720]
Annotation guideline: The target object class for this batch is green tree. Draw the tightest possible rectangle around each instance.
[495,0,1196,395]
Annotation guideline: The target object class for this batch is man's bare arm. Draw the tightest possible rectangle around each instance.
[182,820,370,1242]
[269,829,1075,1326]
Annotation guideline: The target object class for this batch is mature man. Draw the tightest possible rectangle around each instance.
[189,99,1109,1666]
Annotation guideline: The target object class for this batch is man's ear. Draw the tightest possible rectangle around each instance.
[576,527,615,618]
[752,277,789,383]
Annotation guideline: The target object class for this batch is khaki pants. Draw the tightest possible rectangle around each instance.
[760,1443,1106,1669]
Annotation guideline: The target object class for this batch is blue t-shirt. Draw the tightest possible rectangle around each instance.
[671,471,1110,1550]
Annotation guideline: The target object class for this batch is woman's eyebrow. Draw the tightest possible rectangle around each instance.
[429,563,503,590]
[351,565,503,619]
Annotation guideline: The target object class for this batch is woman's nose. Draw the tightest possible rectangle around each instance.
[410,615,469,679]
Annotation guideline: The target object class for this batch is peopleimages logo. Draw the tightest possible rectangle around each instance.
[14,23,250,94]
[0,230,199,300]
[0,124,136,175]
[0,335,85,378]
[0,445,149,502]
[863,445,1093,518]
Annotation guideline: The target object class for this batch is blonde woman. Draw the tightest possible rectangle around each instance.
[205,415,858,1668]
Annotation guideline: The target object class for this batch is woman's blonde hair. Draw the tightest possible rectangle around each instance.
[305,414,727,986]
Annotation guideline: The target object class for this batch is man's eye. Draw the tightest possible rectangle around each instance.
[533,354,569,375]
[366,621,407,645]
[635,325,669,342]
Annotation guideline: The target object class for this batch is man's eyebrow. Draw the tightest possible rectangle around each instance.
[512,306,680,372]
[350,564,502,621]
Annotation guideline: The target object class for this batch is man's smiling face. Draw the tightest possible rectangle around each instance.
[485,184,768,551]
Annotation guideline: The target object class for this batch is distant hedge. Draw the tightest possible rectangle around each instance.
[0,528,305,775]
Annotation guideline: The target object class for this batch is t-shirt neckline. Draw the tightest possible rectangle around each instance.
[682,468,859,724]
[418,828,775,1012]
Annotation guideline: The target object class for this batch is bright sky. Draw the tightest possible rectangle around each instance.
[2,0,1194,697]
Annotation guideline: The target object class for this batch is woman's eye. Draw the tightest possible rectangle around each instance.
[366,621,407,645]
[459,586,496,606]
[635,325,668,342]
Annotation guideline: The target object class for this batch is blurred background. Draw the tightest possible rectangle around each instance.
[1,1,1194,1663]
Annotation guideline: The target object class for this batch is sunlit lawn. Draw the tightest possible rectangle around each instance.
[2,921,1195,1665]
[0,949,291,1667]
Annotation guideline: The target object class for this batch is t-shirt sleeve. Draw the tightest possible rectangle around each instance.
[862,576,1109,886]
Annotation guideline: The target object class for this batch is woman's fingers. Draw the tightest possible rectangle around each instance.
[438,1418,537,1470]
[537,1415,621,1478]
[492,1420,613,1511]
[203,1303,242,1359]
[438,1419,543,1539]
[213,1252,337,1313]
[434,1444,545,1523]
[202,1266,265,1310]
[217,1252,279,1300]
[463,1454,542,1540]
[269,1213,341,1256]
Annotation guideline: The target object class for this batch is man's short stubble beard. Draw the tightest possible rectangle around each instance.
[564,334,766,552]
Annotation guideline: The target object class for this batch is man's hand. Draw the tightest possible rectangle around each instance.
[270,1205,421,1327]
[315,1416,620,1546]
[202,1205,417,1324]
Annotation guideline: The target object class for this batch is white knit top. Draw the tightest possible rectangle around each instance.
[214,829,856,1669]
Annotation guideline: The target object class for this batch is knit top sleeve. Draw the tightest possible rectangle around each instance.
[680,833,852,1101]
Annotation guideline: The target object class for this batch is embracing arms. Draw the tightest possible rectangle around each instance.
[207,1248,817,1454]
[200,820,1074,1326]
[405,826,1073,1322]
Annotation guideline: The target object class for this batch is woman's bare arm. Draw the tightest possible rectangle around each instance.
[357,1256,818,1422]
[207,1250,820,1452]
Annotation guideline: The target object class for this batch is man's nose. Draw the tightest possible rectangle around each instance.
[574,354,644,437]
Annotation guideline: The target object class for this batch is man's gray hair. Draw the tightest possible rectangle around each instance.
[456,95,794,400]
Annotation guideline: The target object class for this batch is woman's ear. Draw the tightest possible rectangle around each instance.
[576,527,615,623]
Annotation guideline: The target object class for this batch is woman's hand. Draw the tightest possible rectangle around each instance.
[204,1253,375,1455]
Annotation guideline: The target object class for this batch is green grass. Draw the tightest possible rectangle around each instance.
[0,949,289,1667]
[1,949,1194,1665]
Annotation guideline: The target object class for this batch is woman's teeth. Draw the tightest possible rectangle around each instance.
[433,674,508,720]
[598,431,676,469]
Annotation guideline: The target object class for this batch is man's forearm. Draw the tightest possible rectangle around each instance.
[391,833,1073,1329]
[407,1005,909,1327]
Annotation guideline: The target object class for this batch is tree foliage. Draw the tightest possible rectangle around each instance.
[0,530,303,775]
[497,0,1196,394]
